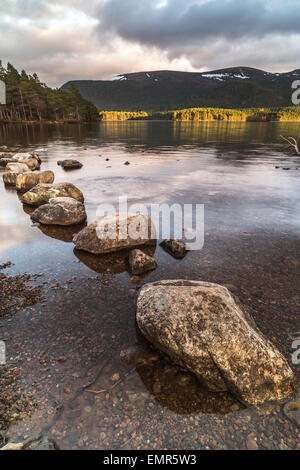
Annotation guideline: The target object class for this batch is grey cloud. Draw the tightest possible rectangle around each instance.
[0,0,300,88]
[99,0,300,45]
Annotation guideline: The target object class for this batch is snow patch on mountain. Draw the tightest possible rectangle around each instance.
[111,75,127,81]
[202,72,250,81]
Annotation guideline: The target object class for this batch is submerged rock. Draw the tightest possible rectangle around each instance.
[283,388,300,428]
[73,213,156,255]
[160,239,187,258]
[16,170,54,192]
[129,249,157,275]
[31,197,87,226]
[120,343,160,367]
[20,182,84,206]
[136,280,297,405]
[3,162,30,186]
[57,159,83,169]
[24,437,58,451]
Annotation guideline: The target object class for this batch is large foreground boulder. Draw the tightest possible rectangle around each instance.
[20,182,84,206]
[3,162,30,186]
[136,280,297,405]
[16,170,54,192]
[31,197,87,226]
[12,153,40,170]
[73,213,156,254]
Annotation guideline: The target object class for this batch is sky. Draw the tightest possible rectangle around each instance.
[0,0,300,87]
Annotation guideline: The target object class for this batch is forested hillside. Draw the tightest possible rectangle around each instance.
[62,67,300,111]
[0,63,99,122]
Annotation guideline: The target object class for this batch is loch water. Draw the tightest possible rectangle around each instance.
[0,121,299,450]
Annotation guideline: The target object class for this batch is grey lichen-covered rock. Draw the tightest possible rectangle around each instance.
[16,170,55,192]
[73,213,156,255]
[20,182,84,206]
[12,153,40,170]
[31,197,87,226]
[3,162,30,186]
[160,239,187,258]
[129,249,157,275]
[58,159,83,169]
[136,280,297,405]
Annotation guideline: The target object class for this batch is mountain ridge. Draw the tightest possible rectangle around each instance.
[61,66,300,111]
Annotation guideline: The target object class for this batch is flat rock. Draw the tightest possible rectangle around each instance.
[31,197,87,226]
[58,159,83,169]
[3,162,30,186]
[136,280,297,404]
[73,213,156,254]
[160,239,187,258]
[12,153,40,170]
[129,249,157,275]
[16,170,54,192]
[20,182,84,206]
[0,442,23,451]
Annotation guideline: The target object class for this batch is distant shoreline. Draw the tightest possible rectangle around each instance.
[98,119,300,123]
[1,105,300,124]
[0,120,95,124]
[99,106,300,122]
[1,119,300,124]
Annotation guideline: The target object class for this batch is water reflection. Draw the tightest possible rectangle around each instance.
[136,360,243,415]
[74,245,156,275]
[38,223,87,243]
[20,203,86,242]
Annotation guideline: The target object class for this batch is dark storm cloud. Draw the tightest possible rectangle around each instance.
[99,0,300,46]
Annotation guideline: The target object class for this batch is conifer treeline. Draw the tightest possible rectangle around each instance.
[0,63,99,122]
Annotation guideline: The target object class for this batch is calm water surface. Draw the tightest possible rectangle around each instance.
[0,121,300,449]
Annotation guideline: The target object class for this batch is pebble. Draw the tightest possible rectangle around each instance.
[246,433,259,450]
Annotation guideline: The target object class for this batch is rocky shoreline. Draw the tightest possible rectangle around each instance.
[0,141,299,450]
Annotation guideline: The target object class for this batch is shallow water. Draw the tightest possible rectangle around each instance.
[0,121,300,449]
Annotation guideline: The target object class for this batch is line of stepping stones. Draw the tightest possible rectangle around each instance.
[0,152,187,275]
